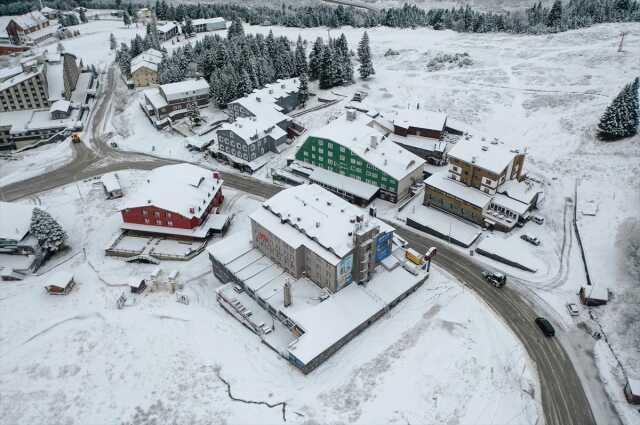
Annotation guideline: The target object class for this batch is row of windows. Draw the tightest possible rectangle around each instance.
[142,209,173,219]
[143,218,175,226]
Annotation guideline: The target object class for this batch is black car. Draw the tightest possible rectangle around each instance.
[535,317,555,337]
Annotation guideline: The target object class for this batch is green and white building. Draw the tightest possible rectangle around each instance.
[294,111,425,204]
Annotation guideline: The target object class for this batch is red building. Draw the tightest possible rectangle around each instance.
[120,164,225,238]
[5,11,52,45]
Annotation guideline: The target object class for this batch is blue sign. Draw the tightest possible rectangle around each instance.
[375,232,393,262]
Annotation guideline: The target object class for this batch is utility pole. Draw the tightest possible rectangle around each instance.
[618,31,627,52]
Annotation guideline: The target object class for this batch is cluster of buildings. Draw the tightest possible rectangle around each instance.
[0,50,94,150]
[209,183,428,373]
[214,78,303,172]
[141,77,210,127]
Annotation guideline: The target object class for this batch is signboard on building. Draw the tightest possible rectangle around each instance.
[375,232,393,262]
[336,254,353,290]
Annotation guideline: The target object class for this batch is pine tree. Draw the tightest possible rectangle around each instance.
[30,209,67,254]
[357,32,375,80]
[110,33,117,50]
[227,18,245,39]
[183,17,194,36]
[298,72,310,107]
[123,12,131,27]
[294,36,308,77]
[308,37,324,81]
[187,102,202,126]
[319,44,335,90]
[598,78,639,140]
[336,33,353,85]
[79,9,88,24]
[546,0,562,29]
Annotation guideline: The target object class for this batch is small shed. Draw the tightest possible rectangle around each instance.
[579,285,609,306]
[101,172,123,199]
[624,378,640,404]
[44,271,75,295]
[130,279,147,294]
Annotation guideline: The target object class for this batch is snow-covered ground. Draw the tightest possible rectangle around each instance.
[2,14,640,424]
[0,171,539,425]
[0,140,74,187]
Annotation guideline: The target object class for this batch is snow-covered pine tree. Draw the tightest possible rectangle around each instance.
[357,32,375,80]
[598,78,639,140]
[30,209,67,254]
[336,33,353,85]
[79,9,88,24]
[298,72,310,107]
[294,36,308,77]
[183,18,194,36]
[110,33,117,50]
[545,0,562,30]
[319,44,335,90]
[227,18,245,39]
[123,12,131,27]
[187,102,202,126]
[308,37,324,81]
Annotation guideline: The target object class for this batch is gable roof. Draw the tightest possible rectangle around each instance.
[218,116,286,144]
[159,78,209,102]
[393,109,447,132]
[0,201,35,242]
[10,11,48,30]
[306,112,425,181]
[122,164,223,219]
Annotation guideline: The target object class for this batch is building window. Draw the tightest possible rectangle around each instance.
[156,220,162,225]
[143,210,148,216]
[144,218,150,224]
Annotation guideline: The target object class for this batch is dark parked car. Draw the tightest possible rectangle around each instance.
[535,317,555,337]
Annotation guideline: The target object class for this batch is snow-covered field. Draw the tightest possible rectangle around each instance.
[0,171,539,425]
[2,13,640,425]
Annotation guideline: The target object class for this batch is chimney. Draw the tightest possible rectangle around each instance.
[471,156,476,164]
[346,109,357,121]
[481,146,488,151]
[256,97,261,102]
[370,135,378,148]
[283,281,292,307]
[315,221,320,228]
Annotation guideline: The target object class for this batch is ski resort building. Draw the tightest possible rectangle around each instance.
[423,138,541,231]
[190,17,226,33]
[141,78,210,127]
[209,184,428,373]
[385,110,449,164]
[130,49,163,87]
[5,11,53,45]
[216,116,288,172]
[119,164,225,238]
[157,22,178,42]
[295,111,425,204]
[227,78,301,122]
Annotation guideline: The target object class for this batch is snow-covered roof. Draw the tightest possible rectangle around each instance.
[230,78,299,123]
[0,201,35,242]
[192,17,225,26]
[101,172,121,193]
[0,65,22,82]
[250,184,393,264]
[448,138,520,175]
[218,116,286,144]
[393,109,447,132]
[424,172,492,208]
[10,11,48,30]
[4,109,79,134]
[389,133,447,153]
[627,378,640,395]
[307,112,425,181]
[122,164,223,219]
[159,78,209,102]
[45,270,73,286]
[143,88,168,109]
[131,49,163,69]
[49,99,71,113]
[46,62,64,101]
[309,167,379,200]
[157,22,177,33]
[491,193,530,215]
[581,285,608,302]
[131,60,158,73]
[40,7,57,13]
[0,64,44,92]
[497,179,541,206]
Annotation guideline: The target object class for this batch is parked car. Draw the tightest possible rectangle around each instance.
[535,317,555,337]
[566,303,580,316]
[531,216,545,225]
[520,234,541,246]
[482,271,506,288]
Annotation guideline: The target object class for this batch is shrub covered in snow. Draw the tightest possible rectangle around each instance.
[426,52,473,72]
[30,208,67,254]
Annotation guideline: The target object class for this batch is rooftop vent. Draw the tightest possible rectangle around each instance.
[370,135,378,148]
[471,156,477,164]
[481,146,488,151]
[256,97,261,102]
[326,201,332,206]
[346,109,357,121]
[315,221,320,228]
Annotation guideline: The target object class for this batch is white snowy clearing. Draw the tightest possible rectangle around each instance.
[0,171,539,425]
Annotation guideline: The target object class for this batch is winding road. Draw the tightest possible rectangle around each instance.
[0,65,600,425]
